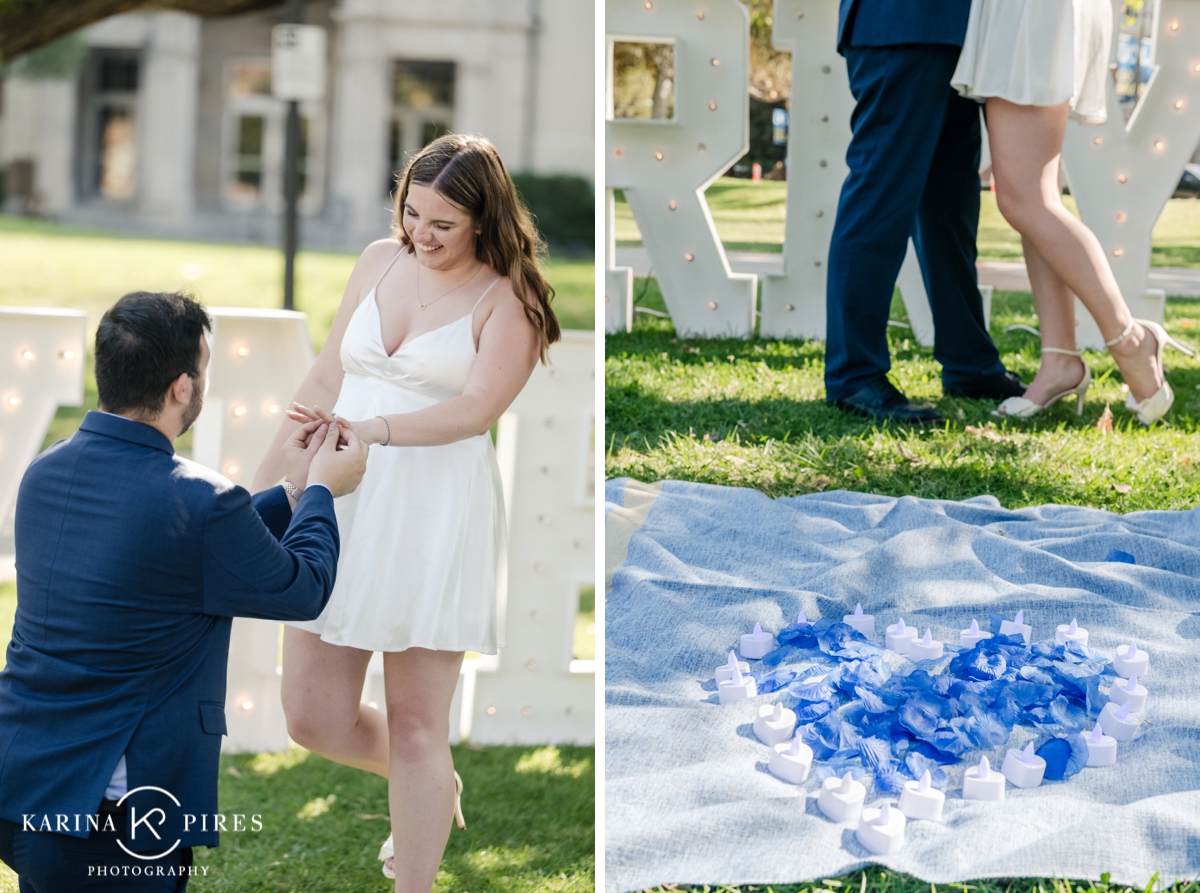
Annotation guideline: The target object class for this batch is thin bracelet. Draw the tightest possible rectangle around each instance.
[377,415,392,446]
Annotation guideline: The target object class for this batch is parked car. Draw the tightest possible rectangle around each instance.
[1173,164,1200,199]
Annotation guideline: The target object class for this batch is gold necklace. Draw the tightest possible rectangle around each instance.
[416,260,484,311]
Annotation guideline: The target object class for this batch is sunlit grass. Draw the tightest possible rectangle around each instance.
[613,182,1200,266]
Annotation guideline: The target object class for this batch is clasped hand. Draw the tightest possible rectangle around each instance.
[287,403,387,447]
[281,417,369,499]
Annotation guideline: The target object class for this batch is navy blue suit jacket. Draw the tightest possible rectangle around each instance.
[0,411,339,851]
[837,0,972,51]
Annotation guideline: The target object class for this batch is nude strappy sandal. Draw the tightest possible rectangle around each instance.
[1106,318,1196,426]
[379,771,466,879]
[993,347,1091,419]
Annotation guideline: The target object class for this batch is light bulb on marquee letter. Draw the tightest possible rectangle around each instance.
[606,0,757,337]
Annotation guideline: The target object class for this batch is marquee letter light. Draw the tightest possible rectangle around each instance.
[1062,1,1200,348]
[190,308,314,754]
[759,0,990,344]
[606,0,758,338]
[0,308,87,531]
[472,331,595,744]
[606,188,635,333]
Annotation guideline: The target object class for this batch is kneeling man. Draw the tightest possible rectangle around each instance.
[0,292,368,890]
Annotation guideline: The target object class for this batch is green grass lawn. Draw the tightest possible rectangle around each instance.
[613,181,1200,266]
[0,219,595,892]
[0,740,593,893]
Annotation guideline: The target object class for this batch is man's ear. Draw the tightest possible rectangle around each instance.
[169,371,192,407]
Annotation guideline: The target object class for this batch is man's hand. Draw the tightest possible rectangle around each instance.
[307,422,369,497]
[281,418,326,492]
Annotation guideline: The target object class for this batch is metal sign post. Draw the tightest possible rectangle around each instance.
[271,5,325,311]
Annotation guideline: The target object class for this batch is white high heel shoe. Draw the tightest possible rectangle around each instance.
[1107,318,1196,426]
[992,347,1091,419]
[379,771,466,879]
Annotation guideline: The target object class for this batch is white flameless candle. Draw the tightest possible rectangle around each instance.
[715,649,750,683]
[908,629,944,662]
[843,603,875,638]
[897,770,944,821]
[817,772,866,822]
[753,701,797,746]
[740,622,775,659]
[886,618,918,654]
[962,755,1005,801]
[717,661,756,704]
[1099,701,1138,742]
[960,618,992,648]
[1107,675,1147,712]
[999,610,1032,644]
[1113,644,1149,678]
[855,801,906,855]
[796,610,809,625]
[1001,742,1046,788]
[768,736,813,784]
[1084,723,1117,767]
[1055,618,1089,647]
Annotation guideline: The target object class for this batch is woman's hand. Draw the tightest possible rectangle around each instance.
[287,403,386,446]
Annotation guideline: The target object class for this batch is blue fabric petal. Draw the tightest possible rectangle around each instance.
[904,752,949,788]
[1036,736,1073,781]
[1106,548,1135,564]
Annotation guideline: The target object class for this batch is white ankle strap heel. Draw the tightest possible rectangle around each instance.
[379,770,466,879]
[993,347,1091,419]
[1107,318,1195,426]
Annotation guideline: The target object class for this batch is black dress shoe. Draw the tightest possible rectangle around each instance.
[944,369,1027,400]
[833,379,943,425]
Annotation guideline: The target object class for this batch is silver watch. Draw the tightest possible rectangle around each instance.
[283,481,300,500]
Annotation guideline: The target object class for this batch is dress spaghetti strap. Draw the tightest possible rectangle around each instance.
[471,277,502,313]
[363,248,405,304]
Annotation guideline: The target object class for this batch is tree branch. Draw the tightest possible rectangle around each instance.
[0,0,285,64]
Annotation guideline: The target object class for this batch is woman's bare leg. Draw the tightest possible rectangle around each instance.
[383,647,465,893]
[280,627,389,777]
[986,97,1162,403]
[1020,234,1087,404]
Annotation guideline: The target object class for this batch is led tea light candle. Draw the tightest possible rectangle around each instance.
[717,662,757,705]
[740,622,775,659]
[886,618,918,654]
[1113,643,1149,679]
[908,629,944,662]
[1084,723,1117,767]
[1055,618,1089,647]
[962,755,1005,801]
[999,610,1032,645]
[898,770,944,821]
[753,701,797,746]
[795,610,809,625]
[1107,674,1147,712]
[960,619,992,648]
[715,650,750,683]
[818,772,866,823]
[768,735,814,784]
[1001,742,1046,788]
[1099,701,1138,742]
[843,604,875,638]
[855,801,906,855]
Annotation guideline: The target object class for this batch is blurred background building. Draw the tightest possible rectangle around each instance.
[0,0,594,249]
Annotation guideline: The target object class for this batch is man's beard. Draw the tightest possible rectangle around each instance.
[179,381,204,435]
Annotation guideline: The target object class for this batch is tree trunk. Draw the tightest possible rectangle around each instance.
[0,0,285,64]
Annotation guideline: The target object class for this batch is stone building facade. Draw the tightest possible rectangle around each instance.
[0,0,594,249]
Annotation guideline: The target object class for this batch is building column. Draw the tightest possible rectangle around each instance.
[328,5,390,242]
[138,11,200,222]
[0,77,76,215]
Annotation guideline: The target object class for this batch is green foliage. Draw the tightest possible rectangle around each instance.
[511,173,595,252]
[6,31,86,79]
[608,281,1200,513]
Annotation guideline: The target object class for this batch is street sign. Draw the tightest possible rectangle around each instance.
[271,24,326,101]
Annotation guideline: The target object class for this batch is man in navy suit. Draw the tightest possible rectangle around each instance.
[825,0,1026,424]
[0,292,368,890]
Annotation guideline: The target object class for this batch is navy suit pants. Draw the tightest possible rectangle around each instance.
[0,813,192,892]
[824,43,1007,401]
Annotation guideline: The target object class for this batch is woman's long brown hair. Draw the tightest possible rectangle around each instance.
[390,133,561,362]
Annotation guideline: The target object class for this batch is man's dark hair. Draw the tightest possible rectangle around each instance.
[95,292,212,416]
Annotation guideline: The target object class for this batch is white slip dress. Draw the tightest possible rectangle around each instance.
[287,250,508,654]
[951,0,1113,123]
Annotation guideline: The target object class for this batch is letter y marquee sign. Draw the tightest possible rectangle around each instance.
[606,0,757,338]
